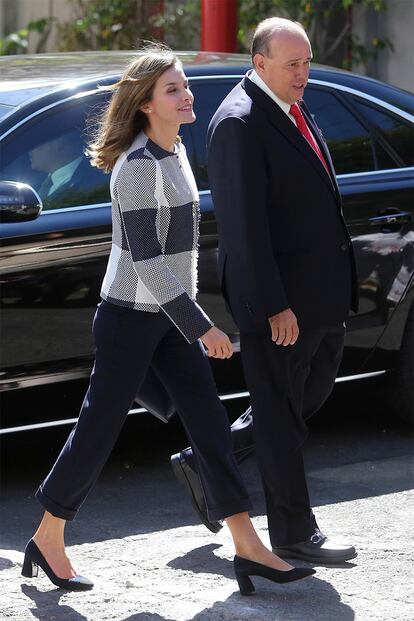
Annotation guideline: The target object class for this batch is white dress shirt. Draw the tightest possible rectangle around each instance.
[247,70,298,127]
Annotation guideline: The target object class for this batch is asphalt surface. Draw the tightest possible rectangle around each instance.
[1,379,413,621]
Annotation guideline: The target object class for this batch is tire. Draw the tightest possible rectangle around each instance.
[393,302,414,426]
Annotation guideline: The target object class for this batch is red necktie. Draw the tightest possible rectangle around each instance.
[289,102,330,176]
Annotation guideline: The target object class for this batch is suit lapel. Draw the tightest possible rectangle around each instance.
[243,78,337,200]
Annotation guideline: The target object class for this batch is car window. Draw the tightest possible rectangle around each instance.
[304,87,395,174]
[0,92,111,211]
[0,104,15,120]
[352,98,414,167]
[190,79,241,190]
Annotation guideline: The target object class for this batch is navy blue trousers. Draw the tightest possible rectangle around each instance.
[36,300,252,521]
[184,326,345,547]
[239,326,345,547]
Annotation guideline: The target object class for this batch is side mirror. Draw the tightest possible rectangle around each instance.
[0,181,42,223]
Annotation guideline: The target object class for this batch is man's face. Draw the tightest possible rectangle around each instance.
[30,135,80,173]
[29,141,56,173]
[254,30,312,104]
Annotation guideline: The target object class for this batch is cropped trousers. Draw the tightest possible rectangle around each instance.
[36,300,251,522]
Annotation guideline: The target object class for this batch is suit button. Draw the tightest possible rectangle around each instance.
[340,242,348,251]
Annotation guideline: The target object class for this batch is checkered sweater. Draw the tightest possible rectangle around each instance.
[101,131,213,343]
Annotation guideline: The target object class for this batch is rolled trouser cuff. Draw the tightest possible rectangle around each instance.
[35,486,77,521]
[207,497,253,522]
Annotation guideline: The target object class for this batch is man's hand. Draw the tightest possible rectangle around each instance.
[200,326,233,359]
[268,308,299,346]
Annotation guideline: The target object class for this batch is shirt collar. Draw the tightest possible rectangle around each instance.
[50,156,83,192]
[247,69,292,118]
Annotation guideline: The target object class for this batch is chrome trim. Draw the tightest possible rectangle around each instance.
[0,107,17,122]
[337,166,414,180]
[0,369,89,391]
[0,86,112,142]
[0,392,252,434]
[2,72,411,187]
[0,342,239,391]
[40,201,111,215]
[0,74,245,142]
[0,389,251,434]
[0,416,103,434]
[25,163,414,219]
[308,78,414,123]
[0,73,120,113]
[200,167,414,187]
[0,370,387,434]
[2,74,412,144]
[334,370,386,383]
[218,390,249,401]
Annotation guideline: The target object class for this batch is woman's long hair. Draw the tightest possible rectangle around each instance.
[88,43,180,173]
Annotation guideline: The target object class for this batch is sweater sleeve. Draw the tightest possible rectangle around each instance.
[115,156,213,343]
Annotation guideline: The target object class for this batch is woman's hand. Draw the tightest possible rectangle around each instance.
[201,327,233,359]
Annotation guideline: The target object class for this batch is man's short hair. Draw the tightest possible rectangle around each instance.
[251,17,306,61]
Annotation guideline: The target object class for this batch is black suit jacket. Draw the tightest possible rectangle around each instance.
[207,76,358,332]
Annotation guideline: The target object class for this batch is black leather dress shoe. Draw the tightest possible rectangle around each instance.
[171,450,223,534]
[272,528,357,564]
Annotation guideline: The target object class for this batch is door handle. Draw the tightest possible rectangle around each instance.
[369,208,412,228]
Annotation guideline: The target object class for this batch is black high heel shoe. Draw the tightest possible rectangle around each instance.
[21,539,93,591]
[234,555,315,595]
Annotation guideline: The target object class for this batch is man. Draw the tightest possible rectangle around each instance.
[171,17,359,564]
[30,132,103,208]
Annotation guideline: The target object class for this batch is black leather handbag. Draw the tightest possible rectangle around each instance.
[134,367,176,424]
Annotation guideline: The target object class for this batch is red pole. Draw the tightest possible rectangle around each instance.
[201,0,238,52]
[147,0,164,41]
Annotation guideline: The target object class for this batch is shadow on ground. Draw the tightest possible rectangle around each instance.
[1,377,412,553]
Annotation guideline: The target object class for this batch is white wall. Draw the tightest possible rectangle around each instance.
[353,0,414,92]
[0,0,74,52]
[379,0,414,92]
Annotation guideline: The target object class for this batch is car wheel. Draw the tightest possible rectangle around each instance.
[393,302,414,426]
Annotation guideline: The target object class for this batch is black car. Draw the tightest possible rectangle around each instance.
[1,51,413,431]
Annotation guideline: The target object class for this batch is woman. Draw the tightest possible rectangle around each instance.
[21,44,314,596]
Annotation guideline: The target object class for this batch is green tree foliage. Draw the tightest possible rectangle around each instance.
[56,0,153,51]
[152,1,200,49]
[0,0,391,70]
[0,18,54,55]
[238,0,392,68]
[57,0,201,52]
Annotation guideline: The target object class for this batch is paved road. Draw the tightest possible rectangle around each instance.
[1,383,413,621]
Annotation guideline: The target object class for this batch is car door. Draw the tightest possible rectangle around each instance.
[0,89,112,389]
[304,83,414,374]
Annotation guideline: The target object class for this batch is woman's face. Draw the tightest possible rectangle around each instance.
[144,63,195,127]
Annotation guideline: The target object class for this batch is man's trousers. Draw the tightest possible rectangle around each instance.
[184,325,345,547]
